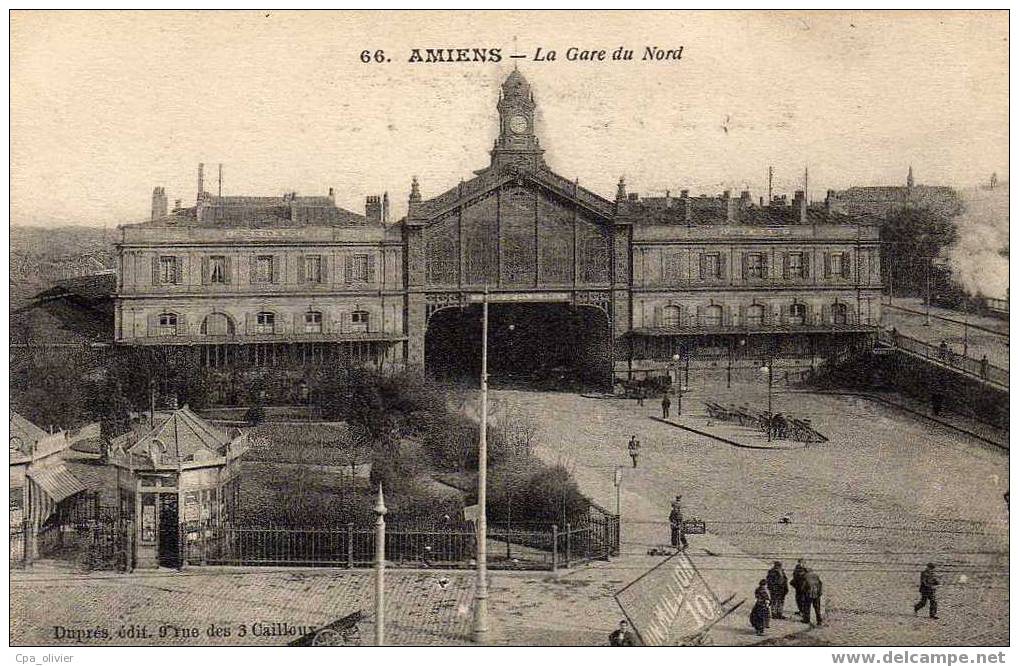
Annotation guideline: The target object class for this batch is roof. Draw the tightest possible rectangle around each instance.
[110,406,247,469]
[125,195,366,229]
[10,294,113,346]
[414,163,616,222]
[10,412,47,449]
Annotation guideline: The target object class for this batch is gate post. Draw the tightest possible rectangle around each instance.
[565,523,571,569]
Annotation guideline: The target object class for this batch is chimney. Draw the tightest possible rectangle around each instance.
[174,199,182,211]
[366,195,382,223]
[616,176,627,202]
[794,190,807,224]
[197,163,205,200]
[151,186,167,221]
[328,187,335,202]
[679,190,691,225]
[382,192,390,223]
[218,163,223,197]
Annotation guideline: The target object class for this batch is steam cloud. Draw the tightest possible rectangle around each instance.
[947,185,1009,299]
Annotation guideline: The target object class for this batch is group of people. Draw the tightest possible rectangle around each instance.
[750,560,824,635]
[611,560,941,644]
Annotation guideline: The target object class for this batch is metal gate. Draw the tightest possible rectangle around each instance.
[35,491,132,571]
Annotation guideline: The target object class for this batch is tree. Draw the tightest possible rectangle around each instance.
[881,206,960,297]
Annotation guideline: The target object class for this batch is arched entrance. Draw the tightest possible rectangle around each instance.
[425,302,611,390]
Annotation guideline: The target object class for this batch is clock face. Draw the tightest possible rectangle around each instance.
[509,114,529,134]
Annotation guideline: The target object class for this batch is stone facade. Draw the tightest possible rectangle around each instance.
[115,70,883,382]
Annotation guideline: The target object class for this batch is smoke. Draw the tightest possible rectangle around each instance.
[947,186,1009,299]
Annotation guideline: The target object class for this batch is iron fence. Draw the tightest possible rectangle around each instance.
[183,515,618,571]
[883,331,1008,388]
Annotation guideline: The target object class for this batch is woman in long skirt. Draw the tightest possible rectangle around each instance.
[750,579,771,636]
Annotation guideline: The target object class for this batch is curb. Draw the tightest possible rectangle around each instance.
[649,416,804,450]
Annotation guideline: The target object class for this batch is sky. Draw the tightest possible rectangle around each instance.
[10,10,1009,228]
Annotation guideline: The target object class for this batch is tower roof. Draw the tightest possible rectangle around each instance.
[502,69,531,98]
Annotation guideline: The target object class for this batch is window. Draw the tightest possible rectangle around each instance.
[700,253,721,279]
[789,303,807,325]
[832,302,848,325]
[787,253,805,278]
[157,313,177,336]
[745,304,765,327]
[304,256,322,284]
[254,256,274,283]
[826,252,851,279]
[745,253,765,279]
[350,254,370,282]
[351,310,370,332]
[304,311,323,334]
[829,253,843,277]
[662,305,681,327]
[702,305,723,327]
[255,312,275,334]
[209,256,227,284]
[159,256,178,284]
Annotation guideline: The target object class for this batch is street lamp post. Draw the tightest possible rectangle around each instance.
[473,292,490,644]
[670,353,682,416]
[374,484,387,646]
[760,362,773,442]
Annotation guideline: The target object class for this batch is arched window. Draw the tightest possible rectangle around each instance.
[201,312,235,336]
[789,303,807,325]
[702,305,723,327]
[254,312,276,335]
[662,305,681,327]
[745,304,765,327]
[832,302,849,325]
[157,312,178,336]
[304,311,323,334]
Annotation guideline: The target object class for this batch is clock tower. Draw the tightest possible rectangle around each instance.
[490,69,545,171]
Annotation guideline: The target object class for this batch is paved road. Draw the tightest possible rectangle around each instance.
[494,385,1009,646]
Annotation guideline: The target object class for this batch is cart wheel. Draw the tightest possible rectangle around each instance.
[311,628,343,646]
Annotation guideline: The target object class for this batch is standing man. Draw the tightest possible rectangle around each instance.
[627,435,641,469]
[608,619,636,646]
[635,385,645,407]
[800,567,823,626]
[980,355,989,379]
[791,559,808,619]
[913,562,940,619]
[661,392,672,419]
[766,561,789,619]
[669,495,688,550]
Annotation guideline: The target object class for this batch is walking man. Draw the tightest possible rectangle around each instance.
[800,567,823,626]
[627,435,641,469]
[669,495,688,550]
[661,392,672,419]
[791,559,808,619]
[766,561,789,619]
[913,562,940,619]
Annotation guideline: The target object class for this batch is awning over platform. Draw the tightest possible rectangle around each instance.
[28,464,88,503]
[629,324,878,337]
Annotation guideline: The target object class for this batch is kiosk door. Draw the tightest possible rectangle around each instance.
[158,494,180,568]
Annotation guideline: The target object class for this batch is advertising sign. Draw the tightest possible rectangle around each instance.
[615,551,724,645]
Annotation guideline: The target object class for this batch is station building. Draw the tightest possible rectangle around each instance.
[115,70,882,388]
